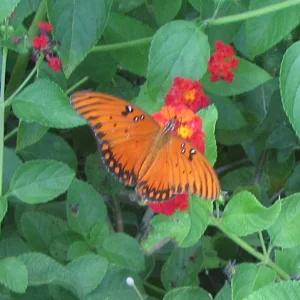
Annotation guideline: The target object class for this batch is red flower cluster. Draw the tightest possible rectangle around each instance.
[147,77,207,216]
[208,41,239,83]
[32,21,62,72]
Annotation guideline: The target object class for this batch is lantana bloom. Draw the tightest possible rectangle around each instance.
[208,41,239,83]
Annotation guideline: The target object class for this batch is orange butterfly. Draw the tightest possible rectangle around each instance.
[71,91,220,202]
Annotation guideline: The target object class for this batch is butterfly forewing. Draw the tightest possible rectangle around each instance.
[71,92,160,185]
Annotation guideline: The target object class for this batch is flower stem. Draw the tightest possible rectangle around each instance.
[4,127,18,143]
[143,282,165,296]
[66,76,89,95]
[258,231,267,256]
[209,0,300,25]
[91,36,153,53]
[210,217,290,280]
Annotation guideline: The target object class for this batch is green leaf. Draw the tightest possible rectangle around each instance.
[222,191,281,236]
[199,104,218,165]
[0,197,8,226]
[3,147,23,195]
[19,252,83,298]
[244,281,300,300]
[0,0,20,23]
[268,193,300,248]
[161,243,204,291]
[0,235,30,259]
[16,121,49,152]
[142,210,191,253]
[246,0,300,58]
[12,79,85,128]
[285,164,300,195]
[47,0,113,77]
[153,0,182,26]
[67,240,93,260]
[87,265,147,300]
[280,41,300,139]
[180,197,213,247]
[21,211,70,253]
[20,133,78,171]
[39,61,67,90]
[67,254,108,295]
[232,263,276,300]
[275,245,300,275]
[102,233,145,272]
[88,221,110,252]
[103,13,154,76]
[0,25,28,53]
[164,287,211,300]
[147,21,209,100]
[11,0,41,27]
[0,257,27,293]
[202,58,272,96]
[112,0,144,13]
[215,282,232,300]
[211,96,247,130]
[66,179,107,237]
[8,160,75,204]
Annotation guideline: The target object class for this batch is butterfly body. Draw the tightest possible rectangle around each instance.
[71,91,220,202]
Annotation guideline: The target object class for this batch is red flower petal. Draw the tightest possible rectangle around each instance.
[47,56,62,72]
[33,35,49,49]
[39,21,53,33]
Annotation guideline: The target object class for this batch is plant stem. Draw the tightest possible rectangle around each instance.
[66,76,89,95]
[4,127,18,143]
[5,0,47,98]
[258,231,267,256]
[210,218,290,280]
[112,196,124,232]
[209,0,300,25]
[91,37,153,53]
[143,282,165,296]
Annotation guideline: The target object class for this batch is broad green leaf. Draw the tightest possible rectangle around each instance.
[0,0,20,23]
[161,243,204,291]
[8,160,75,204]
[112,0,144,13]
[153,0,182,26]
[11,0,41,26]
[103,13,154,76]
[66,179,107,237]
[244,281,300,300]
[12,79,85,128]
[180,197,213,248]
[0,25,28,53]
[211,96,247,130]
[142,210,191,253]
[268,193,300,248]
[102,233,145,272]
[87,265,147,300]
[0,197,8,226]
[20,133,78,171]
[47,0,113,76]
[222,191,281,236]
[202,58,272,96]
[89,221,110,252]
[246,0,300,58]
[67,254,108,295]
[164,287,211,300]
[275,246,300,275]
[215,282,232,300]
[67,240,93,260]
[285,164,300,195]
[21,211,70,253]
[0,235,30,259]
[199,104,218,165]
[3,147,23,195]
[39,61,67,90]
[16,121,49,152]
[19,252,83,298]
[232,263,276,300]
[280,41,300,139]
[0,257,27,293]
[147,21,209,100]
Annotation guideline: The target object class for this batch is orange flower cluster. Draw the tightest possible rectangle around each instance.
[208,41,239,82]
[32,21,62,72]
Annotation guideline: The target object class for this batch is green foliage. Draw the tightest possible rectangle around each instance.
[2,0,300,298]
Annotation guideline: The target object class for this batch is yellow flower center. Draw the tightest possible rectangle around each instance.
[178,125,193,139]
[184,89,196,102]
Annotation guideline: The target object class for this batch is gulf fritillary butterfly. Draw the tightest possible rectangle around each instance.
[71,91,220,202]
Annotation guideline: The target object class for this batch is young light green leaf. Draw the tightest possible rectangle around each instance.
[67,254,108,295]
[147,21,209,100]
[102,233,145,272]
[67,179,107,238]
[275,246,300,275]
[103,13,154,76]
[246,0,300,58]
[244,281,300,300]
[12,79,85,128]
[280,41,300,139]
[222,191,281,236]
[0,257,28,293]
[8,160,75,204]
[232,263,276,300]
[161,243,204,291]
[0,0,20,23]
[268,193,300,248]
[202,59,271,96]
[164,287,211,300]
[16,121,49,152]
[215,282,232,300]
[142,210,191,253]
[47,0,113,76]
[153,0,182,26]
